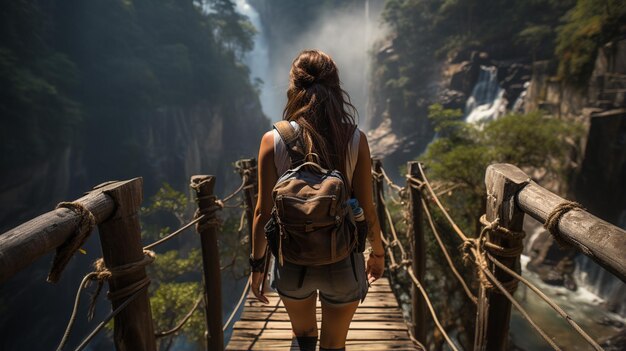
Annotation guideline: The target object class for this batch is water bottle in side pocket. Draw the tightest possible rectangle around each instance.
[348,198,368,252]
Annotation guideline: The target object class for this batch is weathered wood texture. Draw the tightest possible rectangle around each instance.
[0,179,137,283]
[226,277,421,350]
[97,178,157,351]
[407,162,426,343]
[191,175,224,351]
[478,164,527,351]
[503,163,626,282]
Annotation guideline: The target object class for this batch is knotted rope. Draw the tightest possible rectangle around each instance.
[56,250,155,351]
[48,202,96,283]
[544,201,584,248]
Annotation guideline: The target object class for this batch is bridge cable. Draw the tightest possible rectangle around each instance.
[413,163,469,242]
[487,253,603,350]
[376,187,459,351]
[223,278,251,332]
[72,288,146,351]
[56,250,154,351]
[419,196,477,304]
[155,293,204,339]
[468,246,562,350]
[386,163,603,350]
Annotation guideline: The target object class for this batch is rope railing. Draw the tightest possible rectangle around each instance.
[374,164,459,351]
[419,196,477,304]
[486,253,603,350]
[155,294,204,339]
[222,279,251,332]
[54,167,255,351]
[375,161,605,351]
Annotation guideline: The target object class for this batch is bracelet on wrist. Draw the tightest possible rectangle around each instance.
[249,254,266,272]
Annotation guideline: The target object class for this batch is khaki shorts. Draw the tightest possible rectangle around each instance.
[274,251,369,305]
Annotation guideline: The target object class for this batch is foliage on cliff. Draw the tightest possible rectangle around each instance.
[422,105,582,230]
[373,0,576,132]
[556,0,626,85]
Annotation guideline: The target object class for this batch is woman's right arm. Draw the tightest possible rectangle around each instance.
[351,131,385,283]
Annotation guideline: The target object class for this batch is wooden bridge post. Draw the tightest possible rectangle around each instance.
[372,158,388,240]
[477,165,528,351]
[191,175,224,351]
[237,158,258,239]
[96,178,157,351]
[407,162,427,343]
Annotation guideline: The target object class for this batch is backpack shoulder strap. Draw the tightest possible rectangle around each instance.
[273,121,305,167]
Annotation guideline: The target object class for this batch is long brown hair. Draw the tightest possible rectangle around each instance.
[282,49,358,177]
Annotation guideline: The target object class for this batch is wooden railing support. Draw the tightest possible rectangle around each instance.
[96,178,157,351]
[191,175,224,351]
[372,158,388,240]
[407,162,427,343]
[476,165,528,351]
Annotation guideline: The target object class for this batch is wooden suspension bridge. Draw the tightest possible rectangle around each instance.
[0,158,624,351]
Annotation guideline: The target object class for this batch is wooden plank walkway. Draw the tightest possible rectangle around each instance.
[227,277,421,350]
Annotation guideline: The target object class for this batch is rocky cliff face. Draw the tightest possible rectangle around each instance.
[0,96,268,350]
[521,39,626,315]
[0,97,268,231]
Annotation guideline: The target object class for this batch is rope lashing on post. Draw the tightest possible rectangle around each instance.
[544,201,585,248]
[468,215,526,294]
[48,202,97,283]
[145,174,249,250]
[56,250,155,351]
[380,163,605,351]
[372,166,405,193]
[194,201,223,233]
[467,246,563,351]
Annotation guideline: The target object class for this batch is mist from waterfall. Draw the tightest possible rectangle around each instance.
[237,1,387,125]
[465,66,508,124]
[234,0,282,121]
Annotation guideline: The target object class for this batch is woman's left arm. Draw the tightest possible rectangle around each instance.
[250,131,278,304]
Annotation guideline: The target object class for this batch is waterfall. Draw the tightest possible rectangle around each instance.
[512,81,531,113]
[575,255,626,316]
[234,0,282,121]
[465,66,507,124]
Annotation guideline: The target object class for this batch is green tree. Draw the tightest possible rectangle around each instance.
[556,0,626,84]
[138,183,250,350]
[409,105,583,348]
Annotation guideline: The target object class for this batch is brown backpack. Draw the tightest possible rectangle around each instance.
[271,121,357,266]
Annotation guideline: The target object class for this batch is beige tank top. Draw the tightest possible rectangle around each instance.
[273,121,361,186]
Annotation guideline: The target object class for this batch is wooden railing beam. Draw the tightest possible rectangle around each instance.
[0,180,136,283]
[492,163,626,282]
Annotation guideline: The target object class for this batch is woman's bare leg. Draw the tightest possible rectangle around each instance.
[320,300,359,349]
[281,292,319,338]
